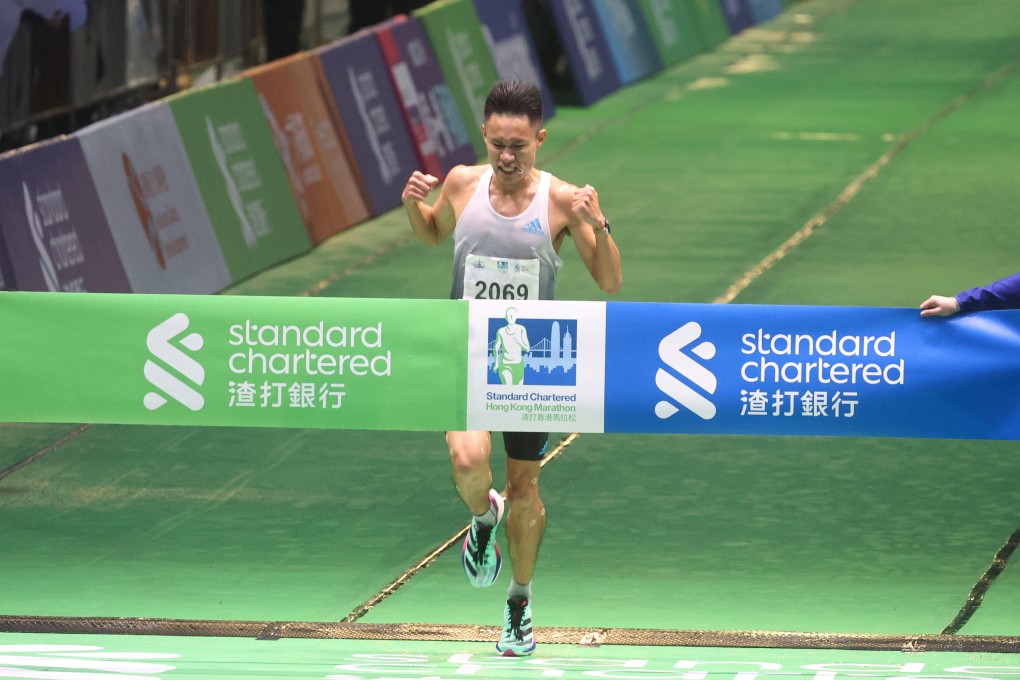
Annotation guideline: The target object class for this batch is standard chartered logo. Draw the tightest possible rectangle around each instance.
[144,313,205,411]
[655,322,717,420]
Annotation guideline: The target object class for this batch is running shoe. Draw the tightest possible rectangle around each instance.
[461,489,505,587]
[496,595,536,656]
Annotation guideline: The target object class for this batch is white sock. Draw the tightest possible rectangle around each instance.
[508,579,532,602]
[473,504,496,527]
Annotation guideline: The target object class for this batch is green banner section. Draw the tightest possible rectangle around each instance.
[635,0,708,65]
[166,79,311,284]
[0,292,467,431]
[414,0,500,157]
[688,0,731,49]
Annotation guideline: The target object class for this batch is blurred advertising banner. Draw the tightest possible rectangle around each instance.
[375,15,477,180]
[718,0,755,34]
[633,0,708,66]
[167,79,312,283]
[0,292,468,431]
[244,53,371,244]
[414,0,501,156]
[748,0,783,22]
[314,31,420,215]
[473,0,556,121]
[689,0,731,48]
[0,222,13,290]
[76,101,232,294]
[0,138,131,293]
[545,0,621,106]
[5,294,1020,442]
[590,0,663,84]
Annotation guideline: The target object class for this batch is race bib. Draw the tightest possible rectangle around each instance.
[463,255,540,300]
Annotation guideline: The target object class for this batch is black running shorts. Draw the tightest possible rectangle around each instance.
[502,431,549,461]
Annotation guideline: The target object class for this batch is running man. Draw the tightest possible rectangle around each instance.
[402,79,622,656]
[494,307,530,385]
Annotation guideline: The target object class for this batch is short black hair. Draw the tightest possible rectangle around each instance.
[483,79,543,126]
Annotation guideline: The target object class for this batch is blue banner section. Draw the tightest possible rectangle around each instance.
[547,0,622,105]
[590,0,664,84]
[315,32,420,215]
[747,0,783,23]
[473,0,557,120]
[604,303,1020,440]
[717,0,755,33]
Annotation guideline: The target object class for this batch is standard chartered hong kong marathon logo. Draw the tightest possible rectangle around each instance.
[144,313,205,411]
[655,322,717,420]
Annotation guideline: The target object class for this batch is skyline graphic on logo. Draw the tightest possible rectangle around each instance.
[144,312,206,411]
[655,321,717,420]
[487,310,577,386]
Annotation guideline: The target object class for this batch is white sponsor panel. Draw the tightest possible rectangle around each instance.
[467,299,606,432]
[77,102,232,294]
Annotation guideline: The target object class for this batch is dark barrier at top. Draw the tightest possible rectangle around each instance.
[76,102,233,295]
[0,138,132,293]
[374,15,477,180]
[473,0,557,121]
[315,31,421,216]
[546,0,621,106]
[243,53,372,244]
[590,0,663,84]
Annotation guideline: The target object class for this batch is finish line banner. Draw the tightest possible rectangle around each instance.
[2,293,1020,440]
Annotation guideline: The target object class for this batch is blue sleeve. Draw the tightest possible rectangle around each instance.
[955,272,1020,313]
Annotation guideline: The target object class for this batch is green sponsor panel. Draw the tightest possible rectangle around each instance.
[688,0,730,48]
[414,0,500,157]
[635,0,708,65]
[166,79,311,284]
[0,292,467,431]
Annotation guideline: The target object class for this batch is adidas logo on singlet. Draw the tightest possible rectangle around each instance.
[522,218,544,235]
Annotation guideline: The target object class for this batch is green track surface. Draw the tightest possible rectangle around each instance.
[2,0,1019,675]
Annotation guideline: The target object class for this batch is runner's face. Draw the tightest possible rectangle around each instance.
[483,114,545,182]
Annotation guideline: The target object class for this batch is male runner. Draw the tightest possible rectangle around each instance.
[402,79,622,656]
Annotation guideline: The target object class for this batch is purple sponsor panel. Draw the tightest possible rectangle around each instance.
[0,222,14,290]
[314,32,420,215]
[76,102,232,294]
[0,139,131,293]
[547,0,621,106]
[375,16,477,179]
[473,0,556,120]
[718,0,755,33]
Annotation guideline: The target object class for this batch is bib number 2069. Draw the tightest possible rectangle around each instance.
[474,281,530,300]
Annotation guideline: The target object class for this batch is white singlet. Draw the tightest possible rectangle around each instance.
[450,166,563,301]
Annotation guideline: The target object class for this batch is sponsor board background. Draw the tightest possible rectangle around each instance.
[413,0,501,157]
[243,53,372,245]
[76,101,233,295]
[0,137,132,293]
[167,79,312,284]
[314,31,421,216]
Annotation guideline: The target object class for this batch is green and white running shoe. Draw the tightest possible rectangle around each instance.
[496,595,536,657]
[461,489,505,587]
